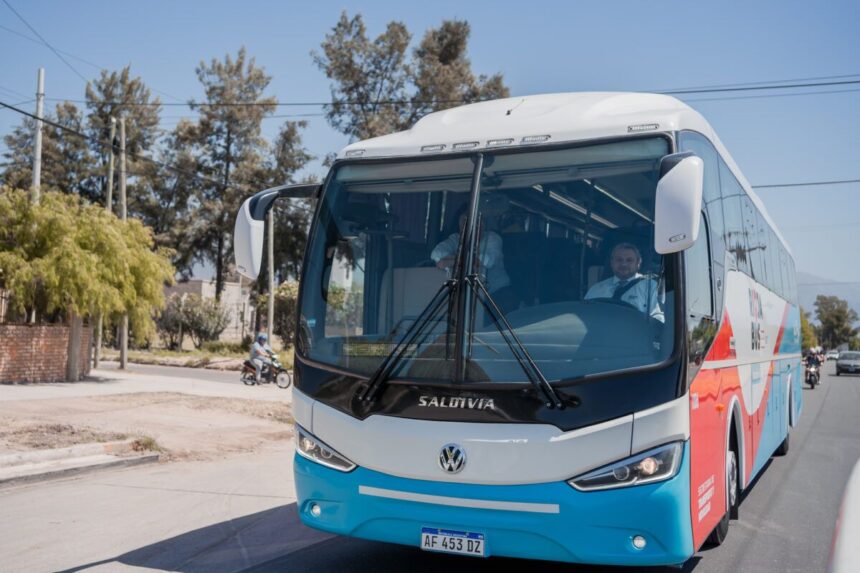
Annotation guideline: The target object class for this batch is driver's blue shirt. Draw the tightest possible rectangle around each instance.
[585,273,664,322]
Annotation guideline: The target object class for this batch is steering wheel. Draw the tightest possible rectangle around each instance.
[586,297,642,312]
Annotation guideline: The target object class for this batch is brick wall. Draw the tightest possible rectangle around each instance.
[0,324,93,383]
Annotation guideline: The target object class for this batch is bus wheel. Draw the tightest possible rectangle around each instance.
[706,444,739,546]
[775,395,791,456]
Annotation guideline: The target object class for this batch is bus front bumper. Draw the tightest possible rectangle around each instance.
[294,441,694,566]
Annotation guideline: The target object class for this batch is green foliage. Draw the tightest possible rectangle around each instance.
[313,12,509,140]
[2,102,96,196]
[155,293,186,349]
[0,187,174,339]
[814,295,859,350]
[800,308,818,351]
[201,340,250,355]
[85,66,163,206]
[181,294,231,349]
[258,281,300,349]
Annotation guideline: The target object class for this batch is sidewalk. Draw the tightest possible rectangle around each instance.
[0,366,291,403]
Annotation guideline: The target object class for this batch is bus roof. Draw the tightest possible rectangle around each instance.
[338,92,791,257]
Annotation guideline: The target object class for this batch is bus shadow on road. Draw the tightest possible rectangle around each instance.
[58,502,703,573]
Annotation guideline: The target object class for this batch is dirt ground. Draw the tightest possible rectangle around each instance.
[0,392,293,461]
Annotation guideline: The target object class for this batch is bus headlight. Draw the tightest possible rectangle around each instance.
[568,442,683,491]
[295,425,356,472]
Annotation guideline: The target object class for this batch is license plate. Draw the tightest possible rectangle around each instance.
[420,527,485,557]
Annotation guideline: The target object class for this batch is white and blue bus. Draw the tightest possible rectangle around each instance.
[234,92,801,567]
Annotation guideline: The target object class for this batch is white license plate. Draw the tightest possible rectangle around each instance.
[420,527,485,557]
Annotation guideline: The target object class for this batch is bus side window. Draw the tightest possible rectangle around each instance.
[685,213,714,318]
[686,213,715,374]
[719,160,749,275]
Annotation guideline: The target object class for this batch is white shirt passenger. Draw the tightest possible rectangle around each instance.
[431,231,511,293]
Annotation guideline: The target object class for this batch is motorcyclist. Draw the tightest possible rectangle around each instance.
[805,351,821,385]
[250,333,275,383]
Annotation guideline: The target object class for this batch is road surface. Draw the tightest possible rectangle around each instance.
[2,364,858,572]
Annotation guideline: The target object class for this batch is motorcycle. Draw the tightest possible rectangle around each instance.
[241,355,292,389]
[805,363,820,389]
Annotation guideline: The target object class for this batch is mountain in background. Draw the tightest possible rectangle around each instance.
[797,270,860,323]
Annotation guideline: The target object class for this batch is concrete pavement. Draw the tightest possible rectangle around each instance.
[0,365,290,403]
[1,364,857,572]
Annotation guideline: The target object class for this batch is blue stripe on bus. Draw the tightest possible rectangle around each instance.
[294,441,694,566]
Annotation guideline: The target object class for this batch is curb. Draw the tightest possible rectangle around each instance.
[0,440,135,468]
[0,453,160,488]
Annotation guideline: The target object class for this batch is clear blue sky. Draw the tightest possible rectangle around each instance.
[1,0,858,288]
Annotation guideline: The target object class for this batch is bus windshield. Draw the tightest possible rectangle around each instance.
[298,137,675,384]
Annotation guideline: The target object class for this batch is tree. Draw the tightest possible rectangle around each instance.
[800,308,818,351]
[2,102,96,196]
[269,121,315,281]
[0,187,174,340]
[85,66,162,207]
[184,47,276,301]
[314,12,509,140]
[131,120,203,278]
[814,295,859,350]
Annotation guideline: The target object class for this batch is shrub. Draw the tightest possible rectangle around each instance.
[201,340,249,355]
[156,294,186,350]
[183,295,231,349]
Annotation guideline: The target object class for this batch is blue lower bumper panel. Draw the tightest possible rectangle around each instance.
[294,442,694,566]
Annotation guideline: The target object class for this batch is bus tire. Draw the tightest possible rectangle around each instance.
[775,392,791,456]
[706,432,739,546]
[775,431,789,456]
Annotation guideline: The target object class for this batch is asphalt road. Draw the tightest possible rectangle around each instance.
[99,360,242,384]
[250,364,860,573]
[2,364,857,572]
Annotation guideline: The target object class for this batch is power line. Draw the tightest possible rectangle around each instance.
[753,179,860,189]
[0,98,253,194]
[38,78,860,108]
[654,72,860,92]
[0,0,88,83]
[682,87,860,104]
[0,20,184,103]
[0,23,102,70]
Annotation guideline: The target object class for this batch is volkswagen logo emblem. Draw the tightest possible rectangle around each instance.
[438,443,466,474]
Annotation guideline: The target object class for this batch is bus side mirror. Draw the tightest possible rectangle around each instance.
[233,183,321,279]
[654,153,704,254]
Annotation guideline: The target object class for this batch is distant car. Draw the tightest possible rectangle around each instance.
[830,458,860,572]
[826,350,840,360]
[836,352,860,376]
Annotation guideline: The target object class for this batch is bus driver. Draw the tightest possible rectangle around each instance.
[585,242,663,321]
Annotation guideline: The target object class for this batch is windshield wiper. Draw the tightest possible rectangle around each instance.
[469,276,565,409]
[358,279,455,403]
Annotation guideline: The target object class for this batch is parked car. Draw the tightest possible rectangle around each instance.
[830,458,860,572]
[826,350,840,360]
[836,352,860,376]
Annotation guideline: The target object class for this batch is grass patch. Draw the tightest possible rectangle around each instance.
[100,347,295,369]
[131,435,162,453]
[0,423,128,450]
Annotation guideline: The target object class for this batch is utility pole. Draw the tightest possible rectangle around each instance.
[31,67,44,204]
[106,117,116,212]
[93,117,117,369]
[267,209,275,342]
[119,117,128,369]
